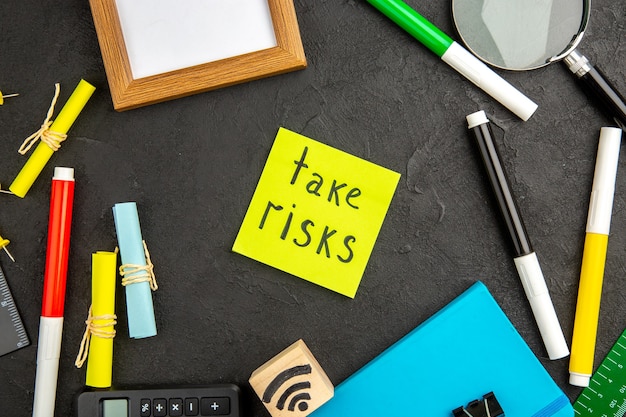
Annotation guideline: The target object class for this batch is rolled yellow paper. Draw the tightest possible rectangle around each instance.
[9,79,95,198]
[85,251,117,388]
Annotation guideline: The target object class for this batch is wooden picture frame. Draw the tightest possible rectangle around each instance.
[88,0,307,111]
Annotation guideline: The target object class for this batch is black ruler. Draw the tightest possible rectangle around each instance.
[0,264,29,356]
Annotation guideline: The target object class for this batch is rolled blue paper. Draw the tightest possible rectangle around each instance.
[112,202,157,339]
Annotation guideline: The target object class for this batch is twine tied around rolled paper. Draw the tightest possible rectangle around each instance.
[75,305,117,368]
[17,83,68,155]
[118,240,158,291]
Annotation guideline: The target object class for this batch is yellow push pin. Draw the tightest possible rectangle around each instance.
[0,234,15,262]
[0,91,19,105]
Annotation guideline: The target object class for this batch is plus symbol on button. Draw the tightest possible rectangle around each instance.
[211,402,220,411]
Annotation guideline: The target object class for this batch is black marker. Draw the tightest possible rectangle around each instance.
[466,110,569,360]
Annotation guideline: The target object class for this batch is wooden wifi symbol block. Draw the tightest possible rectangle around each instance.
[250,339,334,417]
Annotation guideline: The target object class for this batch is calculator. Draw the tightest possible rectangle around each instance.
[75,384,241,417]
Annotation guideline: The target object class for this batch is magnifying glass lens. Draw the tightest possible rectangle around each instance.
[453,0,584,70]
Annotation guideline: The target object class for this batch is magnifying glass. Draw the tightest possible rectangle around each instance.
[452,0,626,128]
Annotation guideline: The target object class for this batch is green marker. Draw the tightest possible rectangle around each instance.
[366,0,538,121]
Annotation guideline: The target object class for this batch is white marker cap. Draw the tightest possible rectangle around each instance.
[466,110,489,129]
[53,167,75,181]
[514,252,570,360]
[586,127,622,235]
[569,372,590,387]
[442,42,538,121]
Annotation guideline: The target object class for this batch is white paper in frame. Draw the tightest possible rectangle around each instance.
[89,0,307,111]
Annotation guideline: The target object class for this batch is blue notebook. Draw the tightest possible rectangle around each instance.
[311,281,573,417]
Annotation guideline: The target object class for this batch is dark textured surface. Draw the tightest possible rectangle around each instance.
[1,1,625,416]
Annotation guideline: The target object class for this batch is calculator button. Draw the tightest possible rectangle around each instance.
[185,398,199,416]
[169,398,183,416]
[140,399,151,417]
[153,398,167,417]
[200,397,230,415]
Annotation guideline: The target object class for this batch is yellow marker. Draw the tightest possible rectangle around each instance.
[0,91,19,105]
[85,251,117,388]
[570,127,623,387]
[9,79,95,198]
[0,234,15,262]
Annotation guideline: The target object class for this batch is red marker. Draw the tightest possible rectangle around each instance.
[32,167,75,417]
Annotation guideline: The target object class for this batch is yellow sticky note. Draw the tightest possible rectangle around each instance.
[233,128,400,298]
